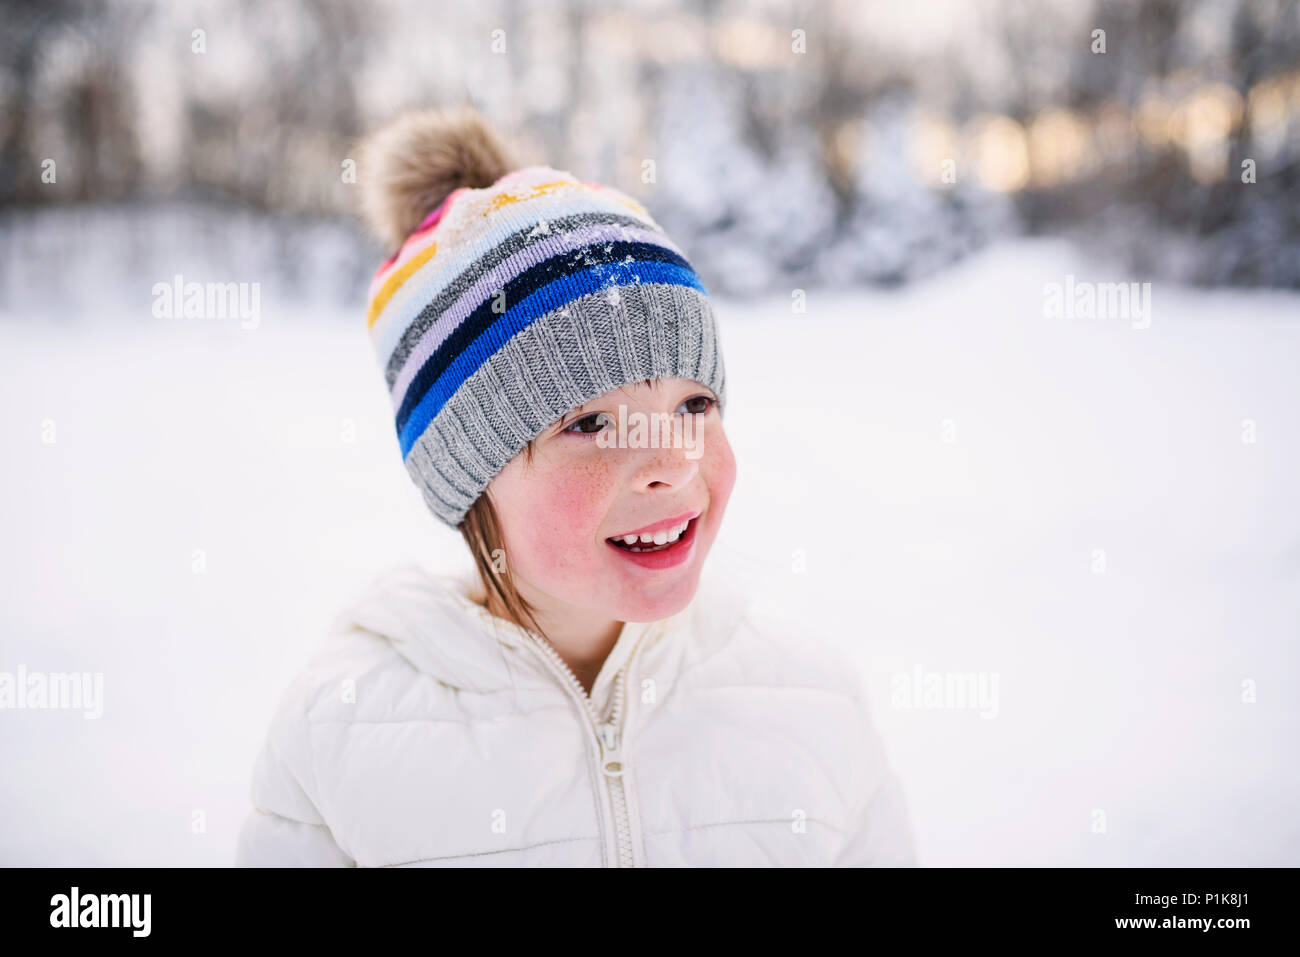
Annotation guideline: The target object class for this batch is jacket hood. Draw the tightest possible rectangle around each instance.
[337,562,529,694]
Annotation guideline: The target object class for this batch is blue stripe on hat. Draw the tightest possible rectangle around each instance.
[398,259,707,457]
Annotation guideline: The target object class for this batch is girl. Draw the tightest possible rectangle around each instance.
[235,106,917,867]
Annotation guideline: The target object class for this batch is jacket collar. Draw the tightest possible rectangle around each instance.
[338,556,756,709]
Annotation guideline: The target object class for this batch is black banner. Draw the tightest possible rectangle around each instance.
[0,866,1284,944]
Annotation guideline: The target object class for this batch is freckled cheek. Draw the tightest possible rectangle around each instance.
[516,463,616,567]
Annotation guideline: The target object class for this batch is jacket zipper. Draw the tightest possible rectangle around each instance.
[521,627,654,868]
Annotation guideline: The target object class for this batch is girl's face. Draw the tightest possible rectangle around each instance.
[484,377,736,624]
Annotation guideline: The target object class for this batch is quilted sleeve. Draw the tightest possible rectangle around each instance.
[234,675,355,868]
[834,680,919,867]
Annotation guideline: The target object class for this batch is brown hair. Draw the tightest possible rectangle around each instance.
[457,439,549,643]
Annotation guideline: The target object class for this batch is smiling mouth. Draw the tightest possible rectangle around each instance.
[606,516,698,552]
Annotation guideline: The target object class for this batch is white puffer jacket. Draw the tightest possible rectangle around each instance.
[234,559,917,867]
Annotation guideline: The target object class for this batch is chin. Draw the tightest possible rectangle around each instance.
[606,567,703,623]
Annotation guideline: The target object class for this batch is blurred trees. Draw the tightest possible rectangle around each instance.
[1,0,1297,296]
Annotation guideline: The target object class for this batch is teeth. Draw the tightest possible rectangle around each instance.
[613,518,693,547]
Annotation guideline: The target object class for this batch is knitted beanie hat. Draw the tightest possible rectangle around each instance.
[359,107,727,527]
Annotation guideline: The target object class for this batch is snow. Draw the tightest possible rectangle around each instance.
[1,237,1297,865]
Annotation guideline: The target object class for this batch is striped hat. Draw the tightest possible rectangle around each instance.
[361,118,727,528]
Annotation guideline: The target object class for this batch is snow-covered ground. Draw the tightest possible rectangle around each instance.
[1,238,1297,865]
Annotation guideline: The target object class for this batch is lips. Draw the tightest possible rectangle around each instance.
[605,512,702,570]
[607,515,696,552]
[605,510,701,549]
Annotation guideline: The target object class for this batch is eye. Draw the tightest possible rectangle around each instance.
[677,394,716,415]
[563,411,611,434]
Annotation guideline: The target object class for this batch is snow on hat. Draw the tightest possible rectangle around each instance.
[358,106,727,527]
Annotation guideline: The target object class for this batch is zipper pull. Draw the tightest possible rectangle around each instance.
[599,722,625,777]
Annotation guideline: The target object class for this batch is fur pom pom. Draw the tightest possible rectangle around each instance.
[358,105,516,250]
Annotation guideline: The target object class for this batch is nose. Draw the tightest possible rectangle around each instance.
[629,437,700,491]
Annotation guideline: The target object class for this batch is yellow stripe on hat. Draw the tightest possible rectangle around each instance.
[482,180,573,215]
[479,179,649,219]
[366,241,438,330]
[367,178,651,332]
